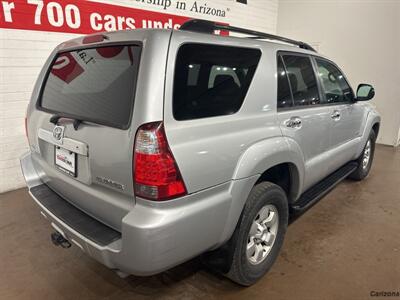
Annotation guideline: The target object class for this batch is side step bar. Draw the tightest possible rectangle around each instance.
[290,162,358,219]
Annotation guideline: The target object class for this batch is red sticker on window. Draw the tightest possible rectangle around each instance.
[96,46,124,58]
[51,52,84,84]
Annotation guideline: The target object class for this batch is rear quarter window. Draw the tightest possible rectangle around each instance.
[39,45,141,129]
[173,44,261,121]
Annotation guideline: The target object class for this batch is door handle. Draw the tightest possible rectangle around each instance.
[331,110,341,120]
[286,117,302,129]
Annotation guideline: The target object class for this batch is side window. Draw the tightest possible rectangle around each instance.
[173,44,261,121]
[315,59,354,103]
[282,55,320,106]
[277,56,293,108]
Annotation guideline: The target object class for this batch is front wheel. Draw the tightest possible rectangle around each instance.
[226,182,288,286]
[349,130,376,181]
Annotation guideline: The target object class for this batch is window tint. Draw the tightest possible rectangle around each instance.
[316,59,354,103]
[173,44,261,120]
[282,55,320,106]
[40,45,141,129]
[277,56,293,108]
[187,64,200,86]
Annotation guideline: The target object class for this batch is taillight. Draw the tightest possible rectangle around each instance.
[134,122,187,201]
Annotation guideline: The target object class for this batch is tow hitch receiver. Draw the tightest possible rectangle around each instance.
[51,232,72,248]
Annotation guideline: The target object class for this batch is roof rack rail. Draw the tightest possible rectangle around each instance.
[179,19,316,52]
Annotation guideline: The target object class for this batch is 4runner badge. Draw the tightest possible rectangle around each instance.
[53,126,65,141]
[96,176,125,191]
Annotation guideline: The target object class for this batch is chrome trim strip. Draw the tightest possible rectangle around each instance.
[38,128,88,156]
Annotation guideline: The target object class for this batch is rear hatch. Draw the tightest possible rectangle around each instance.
[27,31,170,231]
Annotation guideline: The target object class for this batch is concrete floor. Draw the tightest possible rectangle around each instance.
[0,144,399,300]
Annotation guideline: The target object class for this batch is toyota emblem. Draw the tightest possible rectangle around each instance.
[53,126,64,141]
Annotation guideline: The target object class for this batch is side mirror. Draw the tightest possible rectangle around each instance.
[356,84,375,101]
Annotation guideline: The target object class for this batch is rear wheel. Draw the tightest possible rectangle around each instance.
[349,130,376,181]
[226,182,288,286]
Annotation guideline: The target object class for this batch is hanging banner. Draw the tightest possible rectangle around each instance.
[0,0,229,34]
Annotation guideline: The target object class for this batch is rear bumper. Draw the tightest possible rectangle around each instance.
[20,151,256,276]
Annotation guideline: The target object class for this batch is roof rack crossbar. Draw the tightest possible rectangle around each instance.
[179,19,316,52]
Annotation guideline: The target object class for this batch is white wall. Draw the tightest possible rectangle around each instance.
[397,128,400,147]
[0,30,77,193]
[0,0,278,193]
[277,0,400,146]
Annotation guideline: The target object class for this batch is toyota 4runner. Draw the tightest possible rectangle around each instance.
[20,19,380,286]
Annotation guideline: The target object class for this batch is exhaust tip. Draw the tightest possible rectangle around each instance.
[51,232,71,249]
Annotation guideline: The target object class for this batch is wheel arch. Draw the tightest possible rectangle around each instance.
[219,137,304,246]
[207,158,301,274]
[255,162,300,204]
[372,122,380,138]
[356,111,381,157]
[232,136,305,201]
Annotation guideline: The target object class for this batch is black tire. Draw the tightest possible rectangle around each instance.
[348,130,376,181]
[226,182,288,286]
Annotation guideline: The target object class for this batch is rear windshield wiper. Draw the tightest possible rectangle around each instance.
[49,114,83,130]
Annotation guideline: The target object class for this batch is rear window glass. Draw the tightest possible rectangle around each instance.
[173,44,261,120]
[40,45,141,129]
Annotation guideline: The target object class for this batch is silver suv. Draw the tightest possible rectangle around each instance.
[20,20,380,286]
